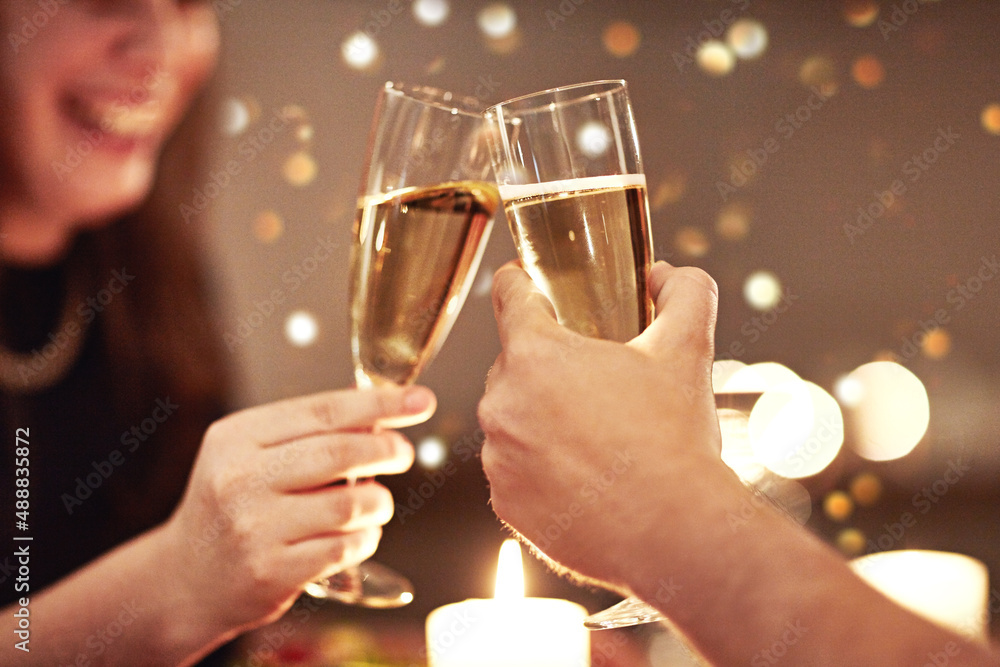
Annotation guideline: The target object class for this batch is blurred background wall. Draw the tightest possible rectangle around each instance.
[196,1,1000,663]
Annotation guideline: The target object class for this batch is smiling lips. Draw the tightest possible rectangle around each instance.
[65,94,165,141]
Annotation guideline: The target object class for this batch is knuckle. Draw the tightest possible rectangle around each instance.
[675,266,719,298]
[320,438,350,473]
[328,489,360,527]
[310,398,343,430]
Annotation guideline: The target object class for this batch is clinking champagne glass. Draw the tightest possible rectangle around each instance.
[304,82,498,607]
[484,79,659,628]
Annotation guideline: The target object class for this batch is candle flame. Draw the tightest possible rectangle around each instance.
[494,539,524,600]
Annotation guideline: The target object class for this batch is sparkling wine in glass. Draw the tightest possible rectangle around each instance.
[485,79,659,628]
[304,82,497,607]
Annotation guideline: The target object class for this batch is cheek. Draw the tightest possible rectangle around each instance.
[172,12,221,114]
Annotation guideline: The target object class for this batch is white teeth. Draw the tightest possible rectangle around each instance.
[72,98,162,137]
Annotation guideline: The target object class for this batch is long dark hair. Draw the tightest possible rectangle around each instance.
[0,87,230,539]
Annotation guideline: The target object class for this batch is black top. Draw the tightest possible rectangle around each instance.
[0,263,230,664]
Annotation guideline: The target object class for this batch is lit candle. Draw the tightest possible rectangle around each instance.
[850,549,989,641]
[425,540,590,666]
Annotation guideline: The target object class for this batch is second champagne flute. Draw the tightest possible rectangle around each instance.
[484,80,657,628]
[305,82,498,607]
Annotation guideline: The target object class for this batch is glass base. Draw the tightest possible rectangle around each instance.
[584,596,665,629]
[304,561,415,609]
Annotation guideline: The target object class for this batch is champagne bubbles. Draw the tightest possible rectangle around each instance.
[413,0,450,27]
[696,41,736,77]
[417,435,448,469]
[284,311,319,347]
[748,380,844,479]
[576,121,612,157]
[841,361,930,461]
[342,31,379,70]
[477,3,517,39]
[726,19,768,60]
[743,270,782,310]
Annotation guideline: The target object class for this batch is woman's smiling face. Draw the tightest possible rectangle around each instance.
[0,0,220,264]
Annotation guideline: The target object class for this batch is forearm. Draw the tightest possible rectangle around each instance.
[1,524,233,667]
[630,465,999,666]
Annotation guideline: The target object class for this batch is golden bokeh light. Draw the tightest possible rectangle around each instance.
[843,0,879,27]
[836,528,867,556]
[921,327,952,360]
[253,209,284,244]
[823,490,855,522]
[341,31,379,70]
[284,310,319,347]
[283,151,318,187]
[675,226,710,258]
[413,0,450,27]
[849,471,883,507]
[799,55,839,96]
[726,18,768,60]
[748,380,844,479]
[716,202,751,241]
[843,361,930,461]
[697,40,736,77]
[721,362,800,393]
[981,103,1000,135]
[712,359,747,389]
[743,270,783,310]
[295,124,314,143]
[651,171,688,209]
[478,3,517,39]
[221,97,250,137]
[602,21,641,58]
[852,55,885,89]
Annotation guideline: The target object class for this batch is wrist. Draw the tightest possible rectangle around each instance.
[151,518,239,658]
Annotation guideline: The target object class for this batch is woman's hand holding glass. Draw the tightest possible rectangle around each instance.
[160,385,434,633]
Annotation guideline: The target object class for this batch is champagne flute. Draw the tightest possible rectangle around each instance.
[305,82,498,607]
[484,80,658,628]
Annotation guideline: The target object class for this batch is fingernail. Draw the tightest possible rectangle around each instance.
[404,386,432,413]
